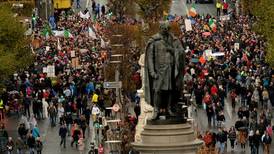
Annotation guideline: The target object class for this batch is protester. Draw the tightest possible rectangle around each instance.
[36,137,43,154]
[59,123,68,148]
[78,138,85,154]
[15,137,24,154]
[27,134,36,154]
[6,137,14,154]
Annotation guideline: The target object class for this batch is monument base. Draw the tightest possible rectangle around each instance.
[132,122,203,154]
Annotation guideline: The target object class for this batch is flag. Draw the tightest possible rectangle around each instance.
[188,4,197,17]
[93,15,97,22]
[100,37,106,48]
[199,56,206,64]
[64,29,73,38]
[209,18,217,32]
[79,11,90,19]
[57,38,61,50]
[42,28,49,38]
[53,30,64,37]
[88,27,97,39]
[163,11,168,20]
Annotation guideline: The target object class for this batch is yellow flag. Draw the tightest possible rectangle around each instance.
[163,11,168,16]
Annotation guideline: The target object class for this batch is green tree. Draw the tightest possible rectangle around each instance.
[252,0,274,66]
[0,5,34,88]
[242,0,274,66]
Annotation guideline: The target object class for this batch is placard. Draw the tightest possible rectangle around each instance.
[234,43,240,51]
[47,65,55,77]
[71,50,76,58]
[184,19,192,31]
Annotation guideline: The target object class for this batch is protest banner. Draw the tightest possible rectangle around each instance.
[185,19,192,31]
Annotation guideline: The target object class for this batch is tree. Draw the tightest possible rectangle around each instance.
[136,0,172,22]
[0,5,34,89]
[247,0,274,66]
[108,0,136,19]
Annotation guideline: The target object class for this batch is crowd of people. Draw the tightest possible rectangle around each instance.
[0,0,273,154]
[0,0,140,153]
[173,1,274,154]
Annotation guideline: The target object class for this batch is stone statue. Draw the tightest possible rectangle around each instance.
[144,21,185,120]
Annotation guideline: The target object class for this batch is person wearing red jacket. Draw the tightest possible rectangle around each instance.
[211,84,218,96]
[223,1,229,15]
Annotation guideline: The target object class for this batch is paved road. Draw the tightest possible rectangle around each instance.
[170,0,216,16]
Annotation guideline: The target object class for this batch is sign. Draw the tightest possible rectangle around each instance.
[220,15,230,21]
[71,57,79,68]
[204,49,212,60]
[42,67,47,73]
[103,81,122,89]
[47,65,55,77]
[45,46,50,51]
[112,104,120,112]
[70,50,75,58]
[184,19,192,31]
[234,43,240,51]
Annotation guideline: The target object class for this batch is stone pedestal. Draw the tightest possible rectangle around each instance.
[132,123,203,154]
[134,53,154,142]
[134,89,154,142]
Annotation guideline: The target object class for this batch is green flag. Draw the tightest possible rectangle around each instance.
[93,15,97,22]
[42,28,48,37]
[64,29,72,38]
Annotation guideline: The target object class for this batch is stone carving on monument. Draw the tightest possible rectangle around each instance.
[132,21,203,154]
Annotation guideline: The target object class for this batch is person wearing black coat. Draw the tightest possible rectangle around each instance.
[18,123,28,142]
[65,114,73,136]
[27,134,36,154]
[59,124,68,148]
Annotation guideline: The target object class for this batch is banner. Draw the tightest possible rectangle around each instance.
[211,52,225,57]
[47,65,55,77]
[185,19,192,31]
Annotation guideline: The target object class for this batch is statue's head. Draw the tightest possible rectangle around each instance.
[159,21,170,36]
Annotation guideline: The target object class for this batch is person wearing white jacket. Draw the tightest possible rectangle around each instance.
[42,98,49,119]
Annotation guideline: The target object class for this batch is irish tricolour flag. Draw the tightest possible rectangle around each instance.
[189,4,197,17]
[209,18,217,32]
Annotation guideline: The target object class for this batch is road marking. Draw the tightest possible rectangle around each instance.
[225,98,233,120]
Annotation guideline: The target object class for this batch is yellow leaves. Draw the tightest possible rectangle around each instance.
[136,0,172,21]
